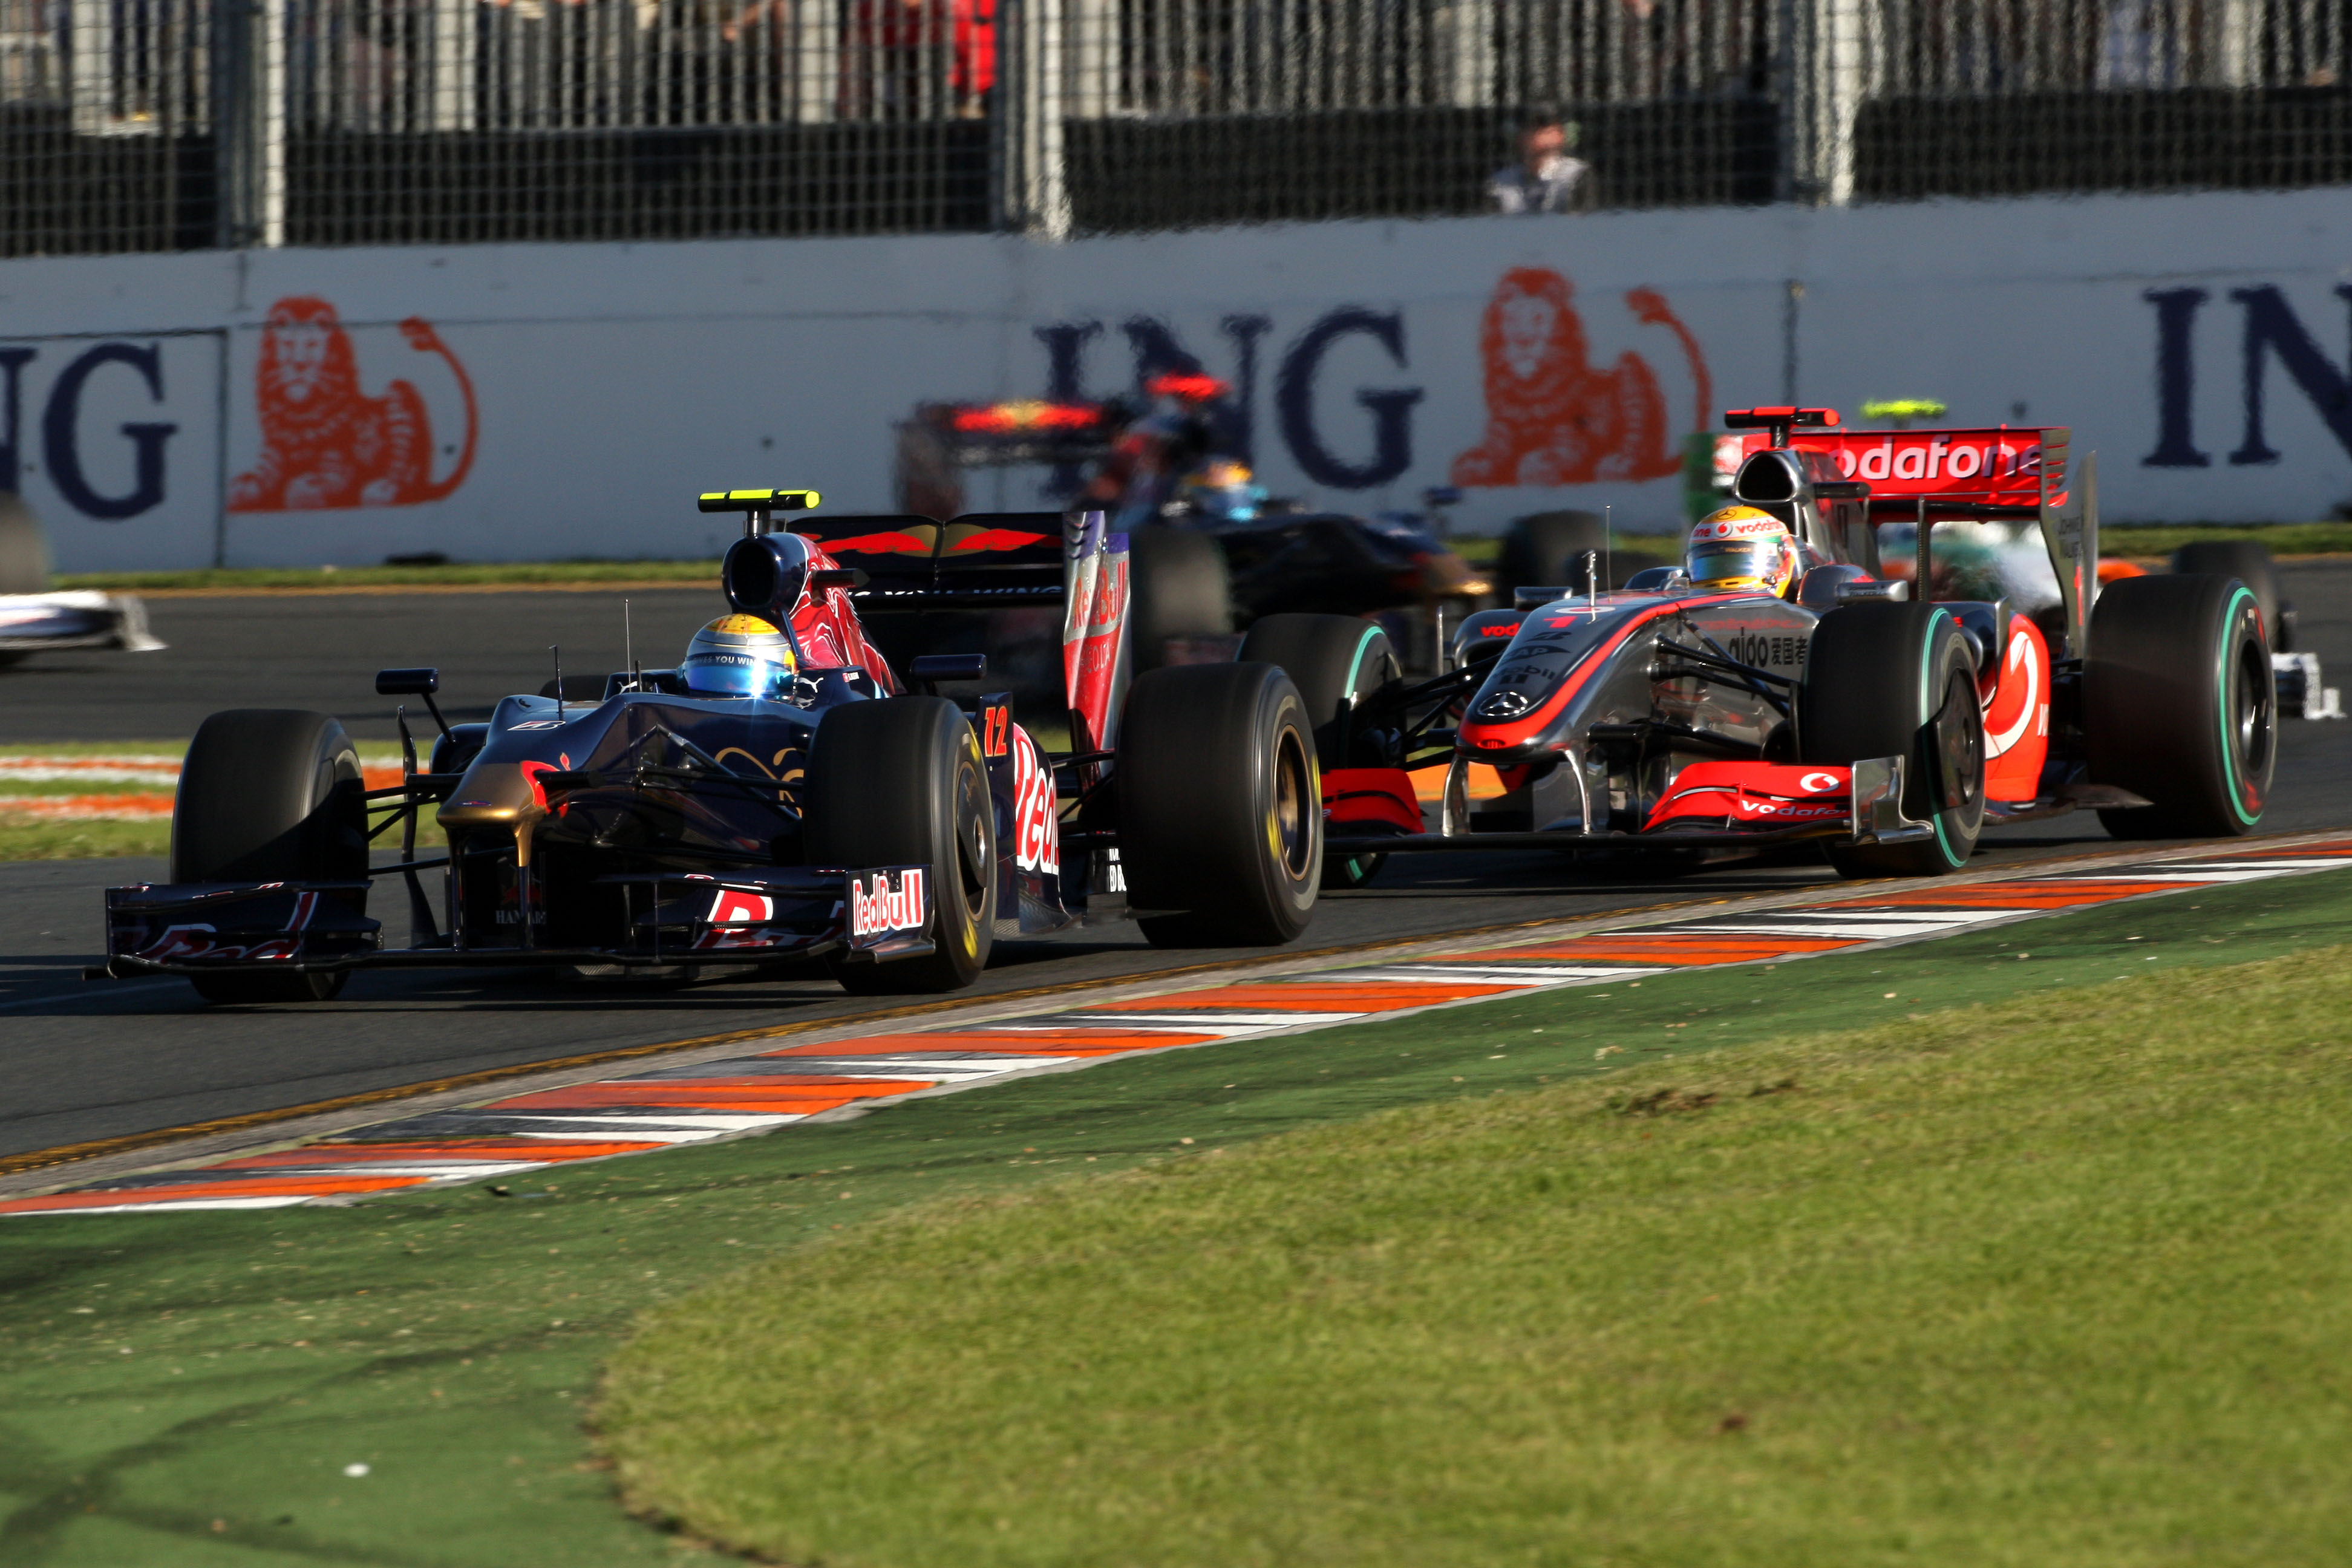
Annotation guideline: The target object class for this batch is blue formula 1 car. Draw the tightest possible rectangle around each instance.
[100,491,1326,1004]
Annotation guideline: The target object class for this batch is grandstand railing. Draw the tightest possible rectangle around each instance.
[0,0,2343,256]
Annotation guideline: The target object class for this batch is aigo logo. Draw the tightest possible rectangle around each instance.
[851,868,928,938]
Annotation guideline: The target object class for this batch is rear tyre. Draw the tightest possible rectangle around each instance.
[1128,526,1233,673]
[2088,573,2272,840]
[1118,662,1319,947]
[2171,541,2283,650]
[1238,613,1401,889]
[805,696,996,993]
[1499,510,1606,600]
[1798,602,1985,878]
[172,709,367,1004]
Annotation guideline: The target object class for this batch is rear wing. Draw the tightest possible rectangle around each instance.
[1723,412,2100,661]
[903,401,1122,468]
[799,508,1134,752]
[801,513,1067,611]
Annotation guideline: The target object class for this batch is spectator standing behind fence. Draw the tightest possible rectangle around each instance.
[1489,114,1595,215]
[844,0,994,120]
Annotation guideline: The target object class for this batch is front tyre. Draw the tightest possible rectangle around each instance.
[171,708,367,1004]
[1118,662,1320,947]
[1798,602,1985,878]
[805,696,996,993]
[1237,613,1400,889]
[2088,573,2273,840]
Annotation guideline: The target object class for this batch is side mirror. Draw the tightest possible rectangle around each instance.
[1834,578,1908,604]
[376,667,439,696]
[809,567,869,592]
[1813,479,1870,501]
[909,653,987,685]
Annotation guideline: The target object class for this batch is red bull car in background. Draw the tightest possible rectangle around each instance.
[100,492,1324,1004]
[1301,407,2275,884]
[0,494,164,666]
[893,381,1489,671]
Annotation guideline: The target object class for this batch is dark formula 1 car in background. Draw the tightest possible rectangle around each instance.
[0,493,164,666]
[102,492,1325,1004]
[893,377,1489,671]
[1304,407,2274,883]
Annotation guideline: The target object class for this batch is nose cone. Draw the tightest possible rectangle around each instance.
[437,762,543,831]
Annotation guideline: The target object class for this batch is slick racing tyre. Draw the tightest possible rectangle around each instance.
[1128,526,1233,673]
[806,695,996,993]
[172,709,367,1003]
[2171,541,2288,650]
[1798,601,1985,879]
[1499,510,1605,600]
[1238,613,1400,889]
[2087,573,2273,840]
[1118,661,1319,947]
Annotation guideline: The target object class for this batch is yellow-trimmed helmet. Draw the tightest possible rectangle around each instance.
[682,613,796,699]
[1687,506,1800,598]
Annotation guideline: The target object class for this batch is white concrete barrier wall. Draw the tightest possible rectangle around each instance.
[2,186,2348,573]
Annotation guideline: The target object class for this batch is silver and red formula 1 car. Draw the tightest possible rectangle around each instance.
[0,494,164,667]
[1302,407,2274,883]
[100,491,1324,1004]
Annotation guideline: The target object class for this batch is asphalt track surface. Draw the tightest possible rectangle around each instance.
[2,563,2347,1166]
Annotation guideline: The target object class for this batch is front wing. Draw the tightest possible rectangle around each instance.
[103,863,935,978]
[1324,756,1934,854]
[0,592,164,653]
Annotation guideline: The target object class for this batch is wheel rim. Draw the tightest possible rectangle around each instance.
[951,759,990,955]
[1270,725,1314,883]
[2229,620,2267,818]
[1932,668,1985,813]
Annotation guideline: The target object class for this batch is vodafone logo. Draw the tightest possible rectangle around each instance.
[1798,771,1843,793]
[851,869,928,938]
[1692,516,1781,543]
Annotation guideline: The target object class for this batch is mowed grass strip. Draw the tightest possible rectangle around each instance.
[0,742,444,861]
[3,871,2347,1567]
[601,944,2352,1568]
[56,558,722,593]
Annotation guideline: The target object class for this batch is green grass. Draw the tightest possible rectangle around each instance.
[0,743,442,863]
[0,818,171,861]
[55,560,721,593]
[40,523,2352,599]
[2,869,2349,1566]
[603,942,2352,1568]
[2099,520,2352,558]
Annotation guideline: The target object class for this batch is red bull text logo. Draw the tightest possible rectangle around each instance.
[851,869,927,938]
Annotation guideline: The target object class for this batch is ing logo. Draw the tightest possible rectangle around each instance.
[229,296,479,512]
[1451,267,1710,488]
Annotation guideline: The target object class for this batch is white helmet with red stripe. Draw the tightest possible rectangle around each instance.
[1687,506,1800,598]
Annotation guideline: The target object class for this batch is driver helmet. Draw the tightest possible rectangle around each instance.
[1173,458,1266,523]
[681,613,797,699]
[1687,506,1800,598]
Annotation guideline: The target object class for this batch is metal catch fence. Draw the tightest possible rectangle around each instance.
[0,0,2344,256]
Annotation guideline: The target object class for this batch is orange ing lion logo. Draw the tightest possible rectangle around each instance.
[228,297,479,512]
[1451,267,1711,488]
